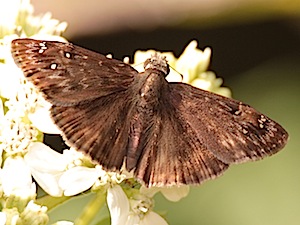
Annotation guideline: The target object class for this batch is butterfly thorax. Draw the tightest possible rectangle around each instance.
[134,55,169,107]
[126,59,170,171]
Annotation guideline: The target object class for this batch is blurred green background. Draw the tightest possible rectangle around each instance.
[33,0,300,224]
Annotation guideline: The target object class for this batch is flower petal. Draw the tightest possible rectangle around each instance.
[28,105,61,134]
[125,214,140,225]
[30,168,63,197]
[0,212,6,225]
[1,156,33,196]
[0,63,24,99]
[24,142,68,173]
[175,40,211,83]
[24,142,68,197]
[59,166,99,196]
[160,185,190,202]
[107,185,130,225]
[140,185,190,202]
[140,211,168,225]
[52,221,74,225]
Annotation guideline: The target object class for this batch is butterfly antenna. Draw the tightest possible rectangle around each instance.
[169,65,184,81]
[131,61,144,67]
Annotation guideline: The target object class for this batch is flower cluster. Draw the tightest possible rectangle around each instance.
[0,1,231,224]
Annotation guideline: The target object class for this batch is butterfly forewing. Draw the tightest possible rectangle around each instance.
[168,83,288,164]
[11,38,137,106]
[11,38,288,187]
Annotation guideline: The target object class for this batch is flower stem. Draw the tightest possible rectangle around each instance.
[74,191,106,225]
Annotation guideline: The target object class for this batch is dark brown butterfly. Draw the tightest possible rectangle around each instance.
[11,38,288,187]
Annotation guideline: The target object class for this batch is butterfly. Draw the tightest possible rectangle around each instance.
[11,38,288,187]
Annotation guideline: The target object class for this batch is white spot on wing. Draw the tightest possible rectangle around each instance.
[65,52,71,58]
[50,63,58,70]
[38,44,47,54]
[242,128,248,134]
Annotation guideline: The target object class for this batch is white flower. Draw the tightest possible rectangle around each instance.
[0,0,25,34]
[1,156,36,197]
[107,185,168,225]
[140,185,190,202]
[24,143,98,197]
[24,142,68,197]
[23,143,120,197]
[0,208,19,225]
[0,114,38,155]
[127,211,168,225]
[0,212,6,225]
[107,185,130,225]
[51,221,74,225]
[27,104,61,134]
[59,166,101,196]
[0,0,67,38]
[174,40,211,83]
[0,36,25,99]
[20,200,49,225]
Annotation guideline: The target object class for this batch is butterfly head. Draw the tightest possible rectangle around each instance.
[143,53,170,77]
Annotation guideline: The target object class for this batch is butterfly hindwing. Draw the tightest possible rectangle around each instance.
[11,38,137,106]
[133,99,229,186]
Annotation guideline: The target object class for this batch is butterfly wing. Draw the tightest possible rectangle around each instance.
[11,38,137,106]
[133,104,229,186]
[168,83,288,164]
[133,82,288,186]
[50,90,135,171]
[11,38,138,170]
